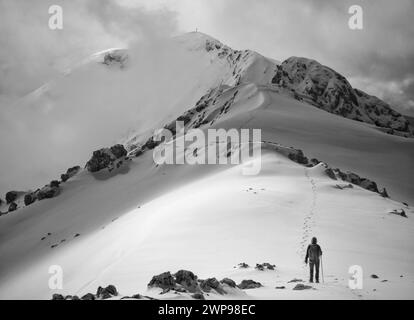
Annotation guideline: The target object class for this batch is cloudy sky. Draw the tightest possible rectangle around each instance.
[0,0,413,195]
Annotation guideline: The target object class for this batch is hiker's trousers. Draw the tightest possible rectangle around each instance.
[309,260,320,282]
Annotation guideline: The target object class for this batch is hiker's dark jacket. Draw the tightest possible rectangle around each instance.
[305,244,322,263]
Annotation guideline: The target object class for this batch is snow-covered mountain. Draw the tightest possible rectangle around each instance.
[0,32,413,300]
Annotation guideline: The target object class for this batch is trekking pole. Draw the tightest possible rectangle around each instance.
[321,256,325,283]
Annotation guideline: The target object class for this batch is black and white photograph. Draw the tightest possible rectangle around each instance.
[0,0,413,306]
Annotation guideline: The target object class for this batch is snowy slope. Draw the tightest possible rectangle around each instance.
[0,147,412,299]
[0,32,413,300]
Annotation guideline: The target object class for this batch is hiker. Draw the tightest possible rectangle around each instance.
[305,237,323,283]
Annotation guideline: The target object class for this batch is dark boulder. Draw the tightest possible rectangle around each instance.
[292,283,313,290]
[37,185,60,200]
[325,168,337,180]
[256,262,276,271]
[174,270,199,293]
[237,280,262,290]
[8,202,17,212]
[390,209,407,218]
[5,191,18,204]
[359,179,379,193]
[220,278,236,288]
[191,293,205,300]
[50,180,60,188]
[288,150,308,165]
[61,165,81,182]
[24,193,37,206]
[110,144,128,159]
[96,285,118,299]
[86,144,127,172]
[199,278,225,294]
[51,293,65,300]
[81,293,95,300]
[148,271,176,290]
[235,262,249,268]
[86,149,113,172]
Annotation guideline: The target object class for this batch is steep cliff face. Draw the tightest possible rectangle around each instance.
[271,56,413,137]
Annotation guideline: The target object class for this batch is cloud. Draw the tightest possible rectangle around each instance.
[0,0,185,196]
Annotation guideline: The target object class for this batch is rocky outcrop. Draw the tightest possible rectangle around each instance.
[86,144,127,172]
[390,209,407,218]
[5,191,18,204]
[174,270,201,293]
[81,293,95,300]
[255,262,276,271]
[148,270,238,297]
[199,278,226,294]
[292,283,313,290]
[96,285,118,299]
[148,271,176,290]
[61,166,80,182]
[332,168,380,194]
[24,193,36,206]
[272,57,413,137]
[37,183,60,200]
[237,280,262,289]
[220,278,237,288]
[234,262,249,269]
[8,202,17,212]
[102,50,128,68]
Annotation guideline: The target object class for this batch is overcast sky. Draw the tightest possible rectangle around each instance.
[0,0,413,196]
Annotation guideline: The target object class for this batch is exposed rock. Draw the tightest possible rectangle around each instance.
[81,293,95,300]
[288,278,303,283]
[5,191,18,204]
[148,271,176,290]
[199,278,225,294]
[288,150,308,165]
[293,283,313,290]
[96,285,118,299]
[332,168,383,195]
[271,56,413,137]
[235,262,249,268]
[220,278,236,288]
[237,280,262,290]
[110,145,128,159]
[380,188,389,198]
[37,184,60,200]
[370,274,379,279]
[24,193,37,206]
[325,168,337,180]
[103,50,128,67]
[275,286,286,289]
[174,270,199,293]
[86,144,127,172]
[61,165,81,182]
[359,179,379,193]
[8,202,17,212]
[390,209,407,218]
[52,293,65,300]
[255,262,276,271]
[191,293,205,300]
